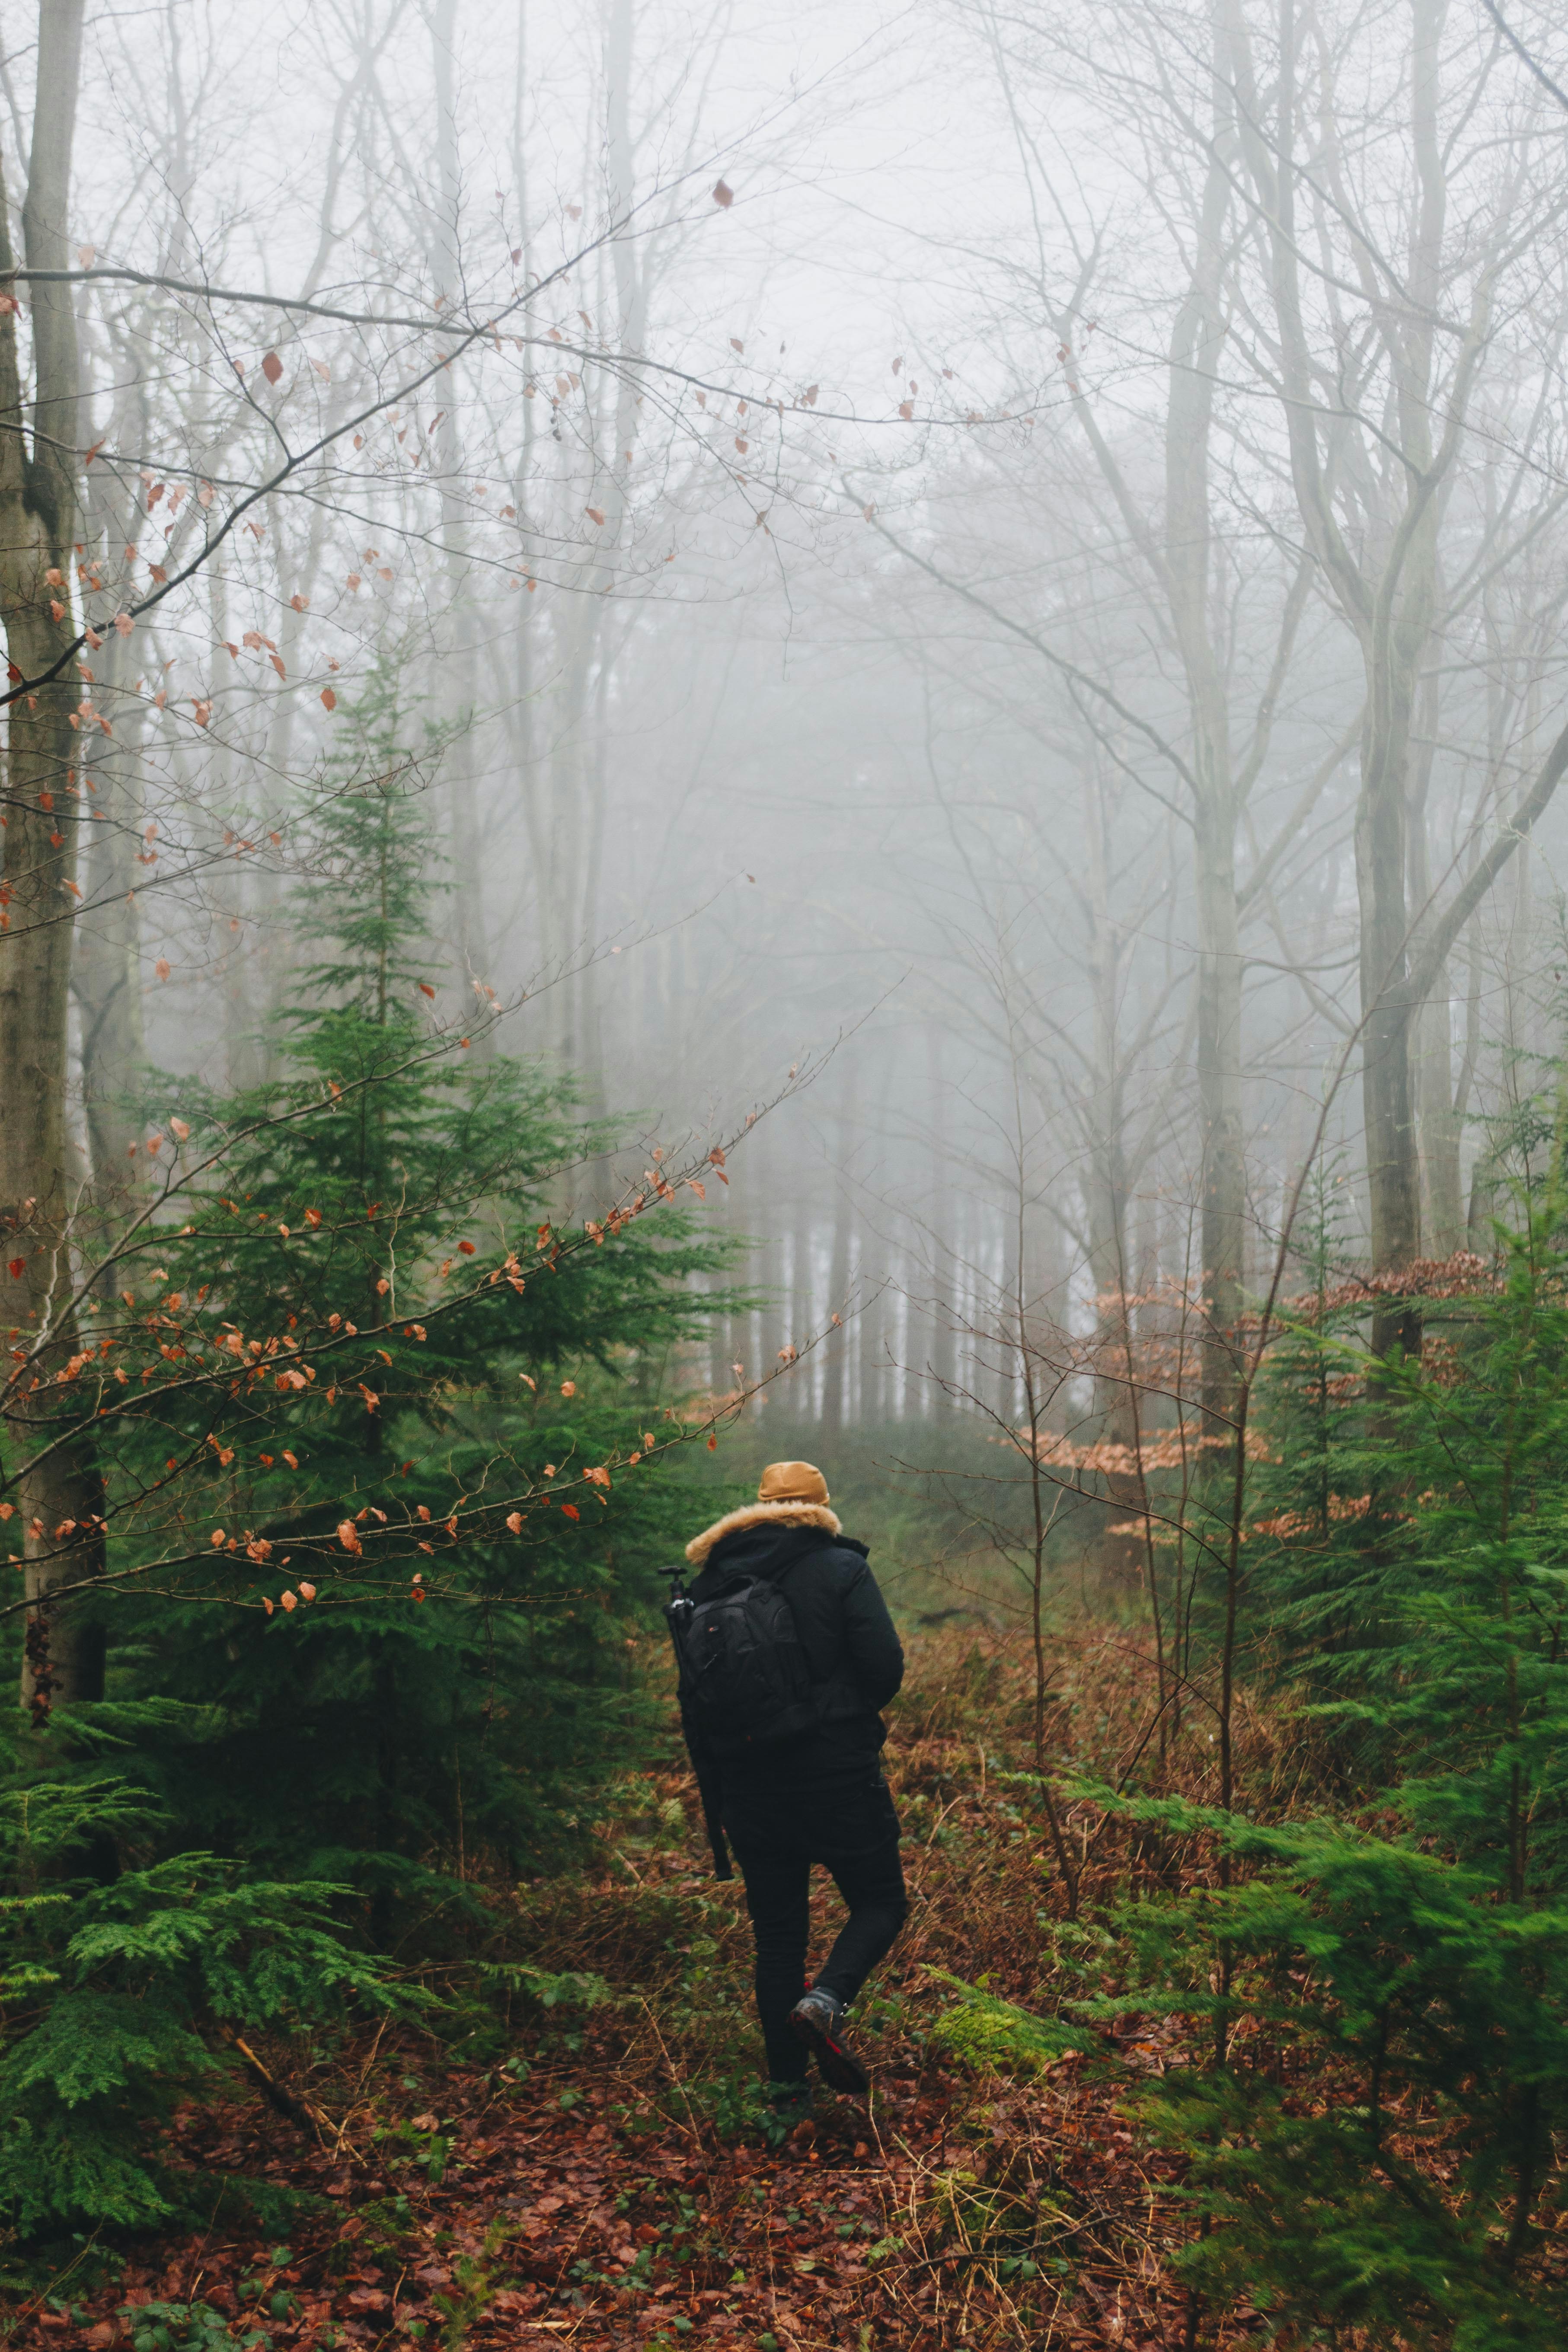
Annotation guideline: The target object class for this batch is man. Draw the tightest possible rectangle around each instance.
[674,1460,907,2107]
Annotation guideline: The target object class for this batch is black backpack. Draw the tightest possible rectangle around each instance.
[665,1564,820,1756]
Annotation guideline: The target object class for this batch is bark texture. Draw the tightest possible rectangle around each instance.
[0,3,105,1714]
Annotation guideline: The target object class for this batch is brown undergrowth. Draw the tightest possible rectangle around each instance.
[0,1628,1313,2351]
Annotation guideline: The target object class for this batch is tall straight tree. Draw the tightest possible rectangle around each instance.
[1219,0,1568,1345]
[889,0,1330,1422]
[0,1,105,1707]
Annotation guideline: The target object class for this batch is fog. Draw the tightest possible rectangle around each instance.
[7,0,1568,1552]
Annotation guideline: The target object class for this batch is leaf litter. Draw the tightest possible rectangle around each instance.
[3,1631,1306,2348]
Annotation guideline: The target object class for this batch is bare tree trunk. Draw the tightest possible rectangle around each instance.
[429,0,491,1002]
[0,4,106,1713]
[1223,0,1504,1350]
[1193,795,1244,1410]
[925,1028,958,1405]
[72,357,150,1211]
[821,1132,853,1444]
[1357,682,1425,1351]
[1051,48,1253,1424]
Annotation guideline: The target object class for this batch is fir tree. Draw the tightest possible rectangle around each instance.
[1092,1081,1568,2342]
[13,667,741,1896]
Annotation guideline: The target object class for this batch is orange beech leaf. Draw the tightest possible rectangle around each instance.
[154,958,171,981]
[279,1589,297,1612]
[304,1208,322,1227]
[458,1240,476,1256]
[561,1503,580,1520]
[336,1519,361,1553]
[506,1511,523,1534]
[210,1528,226,1547]
[282,1450,298,1468]
[298,1580,316,1600]
[261,350,283,384]
[320,687,336,711]
[418,981,435,998]
[560,1380,576,1396]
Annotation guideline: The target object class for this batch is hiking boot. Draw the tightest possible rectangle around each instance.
[789,1988,870,2094]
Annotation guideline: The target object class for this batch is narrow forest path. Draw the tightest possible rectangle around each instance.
[7,1633,1271,2350]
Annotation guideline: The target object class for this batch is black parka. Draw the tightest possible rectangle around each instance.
[679,1519,904,1794]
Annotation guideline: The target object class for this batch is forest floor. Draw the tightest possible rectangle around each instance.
[2,1628,1302,2352]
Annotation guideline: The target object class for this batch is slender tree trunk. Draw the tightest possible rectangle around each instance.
[926,1029,958,1404]
[429,0,491,1002]
[73,361,149,1210]
[1357,671,1425,1348]
[0,5,107,1713]
[1408,674,1468,1256]
[1193,794,1244,1417]
[821,1057,856,1437]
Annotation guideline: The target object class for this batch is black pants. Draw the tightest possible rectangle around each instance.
[722,1766,908,2084]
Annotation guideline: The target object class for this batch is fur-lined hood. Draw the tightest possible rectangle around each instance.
[685,1499,842,1567]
